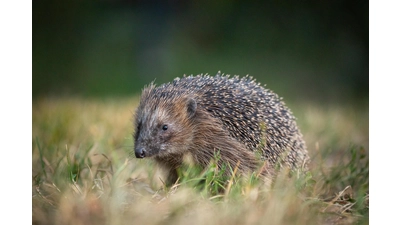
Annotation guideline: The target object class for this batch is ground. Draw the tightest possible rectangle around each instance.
[32,97,369,225]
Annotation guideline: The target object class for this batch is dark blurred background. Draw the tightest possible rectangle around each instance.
[33,0,368,103]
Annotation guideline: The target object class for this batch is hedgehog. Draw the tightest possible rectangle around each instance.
[132,72,309,185]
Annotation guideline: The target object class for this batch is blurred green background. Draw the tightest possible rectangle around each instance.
[33,0,368,103]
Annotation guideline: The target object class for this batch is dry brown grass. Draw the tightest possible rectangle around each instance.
[32,97,368,225]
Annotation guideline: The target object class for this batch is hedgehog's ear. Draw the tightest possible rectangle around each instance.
[186,98,197,118]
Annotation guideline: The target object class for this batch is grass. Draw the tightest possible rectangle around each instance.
[32,97,369,225]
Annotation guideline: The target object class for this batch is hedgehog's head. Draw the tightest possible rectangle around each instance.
[133,84,197,159]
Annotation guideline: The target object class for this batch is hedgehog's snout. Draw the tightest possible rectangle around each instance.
[135,147,146,158]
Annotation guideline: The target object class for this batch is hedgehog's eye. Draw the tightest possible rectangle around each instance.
[162,125,168,131]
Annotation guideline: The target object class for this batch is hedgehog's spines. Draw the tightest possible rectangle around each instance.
[134,71,309,180]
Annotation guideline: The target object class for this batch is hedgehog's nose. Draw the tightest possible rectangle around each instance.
[135,147,146,158]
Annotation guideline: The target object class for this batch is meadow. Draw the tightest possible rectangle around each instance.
[32,97,368,225]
